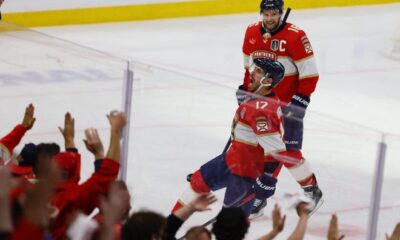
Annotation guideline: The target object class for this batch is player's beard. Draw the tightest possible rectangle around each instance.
[263,19,281,32]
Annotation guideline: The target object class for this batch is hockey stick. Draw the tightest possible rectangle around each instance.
[176,193,256,240]
[282,8,291,24]
[222,137,232,154]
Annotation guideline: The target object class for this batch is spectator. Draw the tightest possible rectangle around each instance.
[257,204,286,240]
[8,143,37,179]
[122,211,166,240]
[212,207,249,240]
[386,223,400,240]
[287,202,309,240]
[50,111,126,239]
[10,159,60,240]
[0,167,13,239]
[0,104,36,166]
[94,180,131,240]
[185,226,211,240]
[33,143,61,179]
[327,214,344,240]
[83,128,105,171]
[166,193,217,240]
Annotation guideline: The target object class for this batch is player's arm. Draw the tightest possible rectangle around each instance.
[254,113,286,158]
[241,25,253,89]
[287,29,319,118]
[235,25,254,105]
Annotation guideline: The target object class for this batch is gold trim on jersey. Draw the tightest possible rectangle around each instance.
[294,55,315,63]
[257,131,281,137]
[284,72,298,77]
[237,121,252,129]
[234,138,259,147]
[299,73,319,80]
[264,149,286,157]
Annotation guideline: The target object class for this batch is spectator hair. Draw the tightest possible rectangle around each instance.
[32,143,60,175]
[212,207,249,240]
[122,211,166,240]
[186,226,212,240]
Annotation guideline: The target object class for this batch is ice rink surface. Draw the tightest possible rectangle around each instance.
[1,3,400,239]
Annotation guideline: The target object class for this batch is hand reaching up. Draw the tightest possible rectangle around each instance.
[83,128,105,159]
[58,112,75,149]
[22,103,36,130]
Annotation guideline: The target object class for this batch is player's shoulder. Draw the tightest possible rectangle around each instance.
[282,22,308,39]
[242,96,280,114]
[246,21,262,31]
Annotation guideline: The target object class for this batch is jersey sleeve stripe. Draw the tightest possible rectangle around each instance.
[257,133,286,155]
[294,54,315,63]
[234,122,258,145]
[299,73,319,80]
[277,57,298,76]
[264,149,286,157]
[295,56,318,79]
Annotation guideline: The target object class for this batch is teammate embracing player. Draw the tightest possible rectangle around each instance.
[172,58,286,217]
[239,0,323,217]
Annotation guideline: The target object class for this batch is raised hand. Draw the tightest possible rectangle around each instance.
[188,193,217,212]
[58,112,75,149]
[107,111,127,131]
[22,103,36,130]
[100,182,129,224]
[327,214,345,240]
[83,128,104,159]
[386,223,400,240]
[272,204,286,233]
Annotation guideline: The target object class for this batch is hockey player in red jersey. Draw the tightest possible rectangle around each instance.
[238,0,323,217]
[172,58,285,216]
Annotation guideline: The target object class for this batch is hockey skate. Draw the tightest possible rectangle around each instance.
[303,185,324,215]
[249,198,267,219]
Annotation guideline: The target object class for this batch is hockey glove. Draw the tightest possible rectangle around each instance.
[235,85,248,105]
[254,174,277,199]
[283,93,310,120]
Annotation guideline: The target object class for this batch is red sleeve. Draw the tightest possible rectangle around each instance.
[10,217,44,240]
[287,30,319,96]
[0,124,27,154]
[74,159,120,214]
[242,25,252,56]
[242,26,252,88]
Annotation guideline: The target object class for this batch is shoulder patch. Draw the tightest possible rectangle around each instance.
[301,35,313,53]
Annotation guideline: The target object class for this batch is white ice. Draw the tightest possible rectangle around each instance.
[1,3,400,239]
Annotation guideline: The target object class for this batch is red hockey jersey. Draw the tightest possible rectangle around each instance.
[242,21,319,103]
[225,95,286,178]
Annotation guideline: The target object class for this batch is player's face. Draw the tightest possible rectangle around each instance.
[261,9,281,31]
[248,64,266,92]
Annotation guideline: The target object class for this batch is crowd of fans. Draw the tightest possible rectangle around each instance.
[0,104,399,240]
